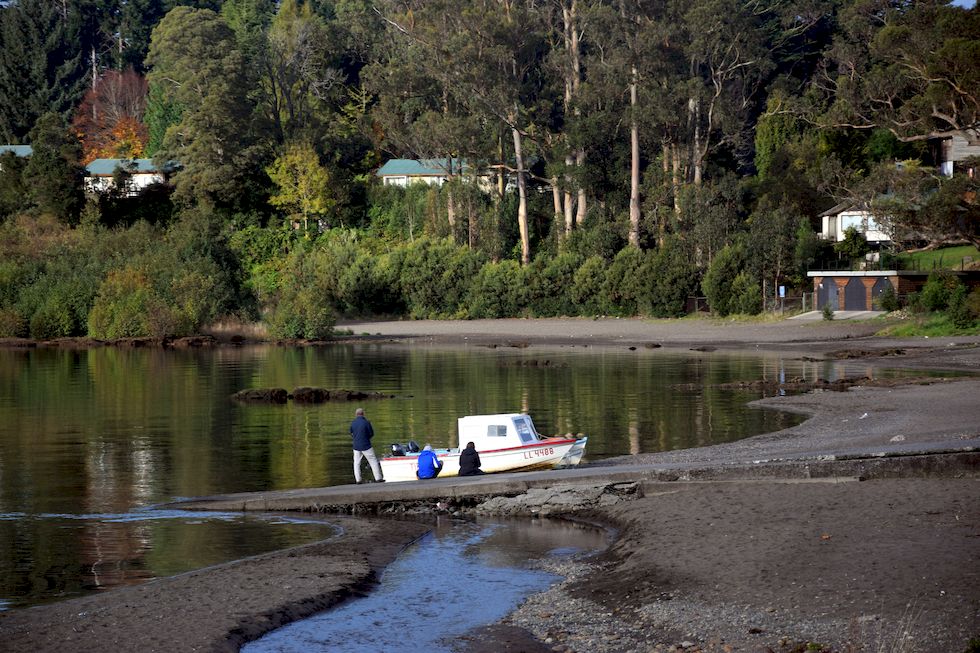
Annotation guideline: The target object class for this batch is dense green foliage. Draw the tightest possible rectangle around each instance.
[894,270,980,333]
[0,0,977,337]
[0,211,251,339]
[702,244,746,318]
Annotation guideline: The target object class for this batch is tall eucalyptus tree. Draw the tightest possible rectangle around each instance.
[372,0,549,264]
[264,0,341,144]
[363,1,488,241]
[586,0,681,247]
[540,0,589,239]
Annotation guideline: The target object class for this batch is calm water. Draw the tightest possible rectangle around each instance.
[0,343,886,609]
[244,517,607,653]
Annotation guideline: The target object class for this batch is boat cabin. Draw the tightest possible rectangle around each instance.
[458,414,543,450]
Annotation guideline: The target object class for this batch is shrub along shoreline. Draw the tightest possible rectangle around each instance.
[2,213,978,343]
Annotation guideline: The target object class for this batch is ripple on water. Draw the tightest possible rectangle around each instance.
[244,517,606,653]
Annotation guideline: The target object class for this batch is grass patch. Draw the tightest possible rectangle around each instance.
[896,245,980,271]
[877,313,980,337]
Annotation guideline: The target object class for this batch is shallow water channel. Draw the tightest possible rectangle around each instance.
[243,517,608,653]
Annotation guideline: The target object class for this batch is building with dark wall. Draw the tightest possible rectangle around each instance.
[808,270,980,310]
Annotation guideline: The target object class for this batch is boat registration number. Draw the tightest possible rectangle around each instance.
[523,447,555,459]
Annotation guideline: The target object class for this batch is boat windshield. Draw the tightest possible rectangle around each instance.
[513,416,538,444]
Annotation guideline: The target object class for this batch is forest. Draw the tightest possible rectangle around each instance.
[0,0,977,339]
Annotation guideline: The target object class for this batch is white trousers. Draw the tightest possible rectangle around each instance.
[353,448,383,483]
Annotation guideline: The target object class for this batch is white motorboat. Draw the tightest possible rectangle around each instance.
[379,413,588,482]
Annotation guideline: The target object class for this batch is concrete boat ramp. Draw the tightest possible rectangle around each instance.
[166,449,978,516]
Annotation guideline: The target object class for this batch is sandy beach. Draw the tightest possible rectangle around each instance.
[1,316,978,652]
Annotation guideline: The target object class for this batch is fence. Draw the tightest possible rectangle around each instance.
[811,253,976,273]
[687,293,814,315]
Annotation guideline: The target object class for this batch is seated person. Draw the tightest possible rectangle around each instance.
[458,441,485,476]
[416,444,444,479]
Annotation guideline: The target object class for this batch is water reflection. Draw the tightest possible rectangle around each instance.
[0,344,926,610]
[244,517,607,653]
[0,511,337,610]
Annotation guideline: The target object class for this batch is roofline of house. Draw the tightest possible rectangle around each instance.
[806,270,931,277]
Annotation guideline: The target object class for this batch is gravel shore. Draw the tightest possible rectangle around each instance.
[350,317,980,653]
[2,317,978,653]
[485,477,978,653]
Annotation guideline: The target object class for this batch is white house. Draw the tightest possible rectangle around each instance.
[376,158,509,192]
[818,202,890,244]
[84,158,173,195]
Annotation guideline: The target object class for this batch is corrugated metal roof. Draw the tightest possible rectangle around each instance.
[85,158,168,176]
[85,159,180,176]
[0,145,32,157]
[376,158,468,177]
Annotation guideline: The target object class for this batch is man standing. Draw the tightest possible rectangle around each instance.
[350,408,384,483]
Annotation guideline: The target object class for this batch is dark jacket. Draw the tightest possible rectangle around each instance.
[350,415,374,451]
[458,445,484,476]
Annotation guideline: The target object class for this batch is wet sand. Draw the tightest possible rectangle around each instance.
[1,317,978,652]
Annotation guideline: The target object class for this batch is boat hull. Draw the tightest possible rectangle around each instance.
[380,437,587,483]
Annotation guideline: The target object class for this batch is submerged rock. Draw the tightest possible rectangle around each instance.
[290,387,330,403]
[232,388,289,404]
[232,387,396,404]
[291,388,395,403]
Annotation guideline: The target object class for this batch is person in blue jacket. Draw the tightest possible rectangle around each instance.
[416,444,444,479]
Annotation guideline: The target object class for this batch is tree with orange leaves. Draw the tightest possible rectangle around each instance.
[72,68,149,164]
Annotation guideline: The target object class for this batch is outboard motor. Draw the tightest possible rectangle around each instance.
[389,443,405,456]
[406,440,420,453]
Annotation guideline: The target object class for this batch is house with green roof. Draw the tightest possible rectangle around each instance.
[84,158,175,195]
[0,145,32,157]
[376,158,469,187]
[375,157,511,193]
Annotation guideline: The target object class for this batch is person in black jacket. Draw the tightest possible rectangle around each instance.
[458,441,484,476]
